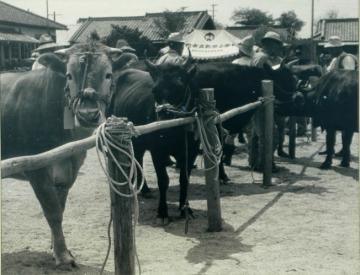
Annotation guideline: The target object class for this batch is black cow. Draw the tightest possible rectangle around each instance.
[108,65,199,224]
[1,40,122,268]
[130,59,298,221]
[290,69,358,169]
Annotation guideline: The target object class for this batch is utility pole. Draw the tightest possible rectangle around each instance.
[210,3,217,21]
[311,0,314,39]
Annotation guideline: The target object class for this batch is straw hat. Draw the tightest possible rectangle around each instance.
[324,36,343,48]
[34,34,69,52]
[238,35,255,57]
[115,39,136,53]
[261,31,283,45]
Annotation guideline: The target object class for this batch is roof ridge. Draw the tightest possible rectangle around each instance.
[0,0,67,29]
[78,15,146,22]
[145,10,207,17]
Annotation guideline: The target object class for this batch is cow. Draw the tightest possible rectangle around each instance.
[1,39,122,268]
[289,69,358,169]
[111,57,297,223]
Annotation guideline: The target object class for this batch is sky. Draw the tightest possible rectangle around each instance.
[5,0,359,38]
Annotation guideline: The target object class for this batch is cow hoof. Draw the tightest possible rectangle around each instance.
[277,150,290,158]
[180,207,194,219]
[156,216,170,226]
[320,162,332,170]
[55,250,77,270]
[340,161,350,168]
[220,177,231,185]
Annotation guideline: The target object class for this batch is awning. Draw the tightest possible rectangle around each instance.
[0,32,39,43]
[176,30,242,60]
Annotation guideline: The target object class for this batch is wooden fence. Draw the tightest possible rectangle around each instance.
[1,81,274,275]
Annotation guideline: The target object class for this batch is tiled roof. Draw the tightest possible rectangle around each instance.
[314,18,358,43]
[0,1,67,30]
[226,25,289,42]
[70,11,214,43]
[0,31,39,43]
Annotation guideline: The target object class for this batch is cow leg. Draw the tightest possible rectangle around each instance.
[340,130,353,167]
[335,131,345,157]
[28,169,76,269]
[178,138,198,217]
[150,150,170,224]
[134,148,152,197]
[276,115,290,158]
[320,128,336,169]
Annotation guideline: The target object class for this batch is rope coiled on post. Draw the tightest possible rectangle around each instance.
[195,98,223,171]
[95,116,143,275]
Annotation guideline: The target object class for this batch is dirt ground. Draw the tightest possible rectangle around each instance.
[2,131,359,275]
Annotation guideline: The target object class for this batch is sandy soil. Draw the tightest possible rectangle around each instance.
[2,132,359,275]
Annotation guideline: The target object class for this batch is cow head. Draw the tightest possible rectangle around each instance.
[144,53,197,110]
[38,41,122,128]
[263,62,304,113]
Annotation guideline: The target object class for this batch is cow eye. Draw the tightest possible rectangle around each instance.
[105,73,112,79]
[66,73,72,80]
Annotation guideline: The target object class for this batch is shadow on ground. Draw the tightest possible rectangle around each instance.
[1,250,112,275]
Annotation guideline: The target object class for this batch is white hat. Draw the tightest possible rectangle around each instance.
[324,36,343,48]
[238,35,254,57]
[261,31,283,45]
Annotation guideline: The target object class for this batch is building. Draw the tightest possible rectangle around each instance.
[0,0,67,70]
[70,11,215,46]
[314,18,358,54]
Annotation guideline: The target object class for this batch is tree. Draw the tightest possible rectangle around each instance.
[153,8,187,39]
[104,25,155,58]
[231,8,273,25]
[277,10,305,33]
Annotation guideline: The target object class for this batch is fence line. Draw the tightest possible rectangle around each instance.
[1,99,264,179]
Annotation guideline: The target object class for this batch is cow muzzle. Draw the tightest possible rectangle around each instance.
[74,96,105,128]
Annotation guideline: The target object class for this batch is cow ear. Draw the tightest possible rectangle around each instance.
[37,53,66,75]
[112,53,138,71]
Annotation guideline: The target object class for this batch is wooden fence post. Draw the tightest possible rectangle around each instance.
[262,80,274,186]
[107,117,135,275]
[289,116,296,159]
[198,88,222,232]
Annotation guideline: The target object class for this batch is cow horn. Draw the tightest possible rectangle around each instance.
[55,48,70,56]
[107,47,123,54]
[183,47,192,68]
[286,58,300,68]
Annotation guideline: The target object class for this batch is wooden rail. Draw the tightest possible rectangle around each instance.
[1,100,263,178]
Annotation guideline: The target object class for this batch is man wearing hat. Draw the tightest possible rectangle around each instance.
[324,36,357,71]
[32,34,68,70]
[250,31,287,172]
[156,32,186,65]
[251,31,284,67]
[112,39,139,69]
[232,35,255,66]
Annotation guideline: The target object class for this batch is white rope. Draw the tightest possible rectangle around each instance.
[95,117,143,275]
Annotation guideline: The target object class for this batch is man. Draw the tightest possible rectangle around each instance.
[113,39,139,69]
[232,35,254,66]
[223,35,255,166]
[319,36,358,156]
[250,31,286,172]
[32,34,68,70]
[325,36,357,71]
[156,33,186,65]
